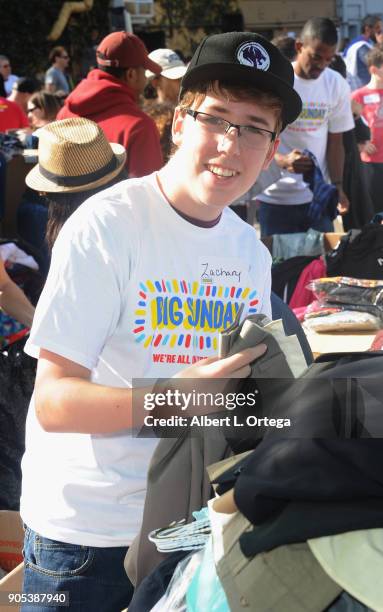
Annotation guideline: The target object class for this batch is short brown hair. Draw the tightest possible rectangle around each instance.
[366,44,383,69]
[178,80,283,135]
[49,46,68,64]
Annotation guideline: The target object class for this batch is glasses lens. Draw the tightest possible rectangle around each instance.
[242,127,273,149]
[191,111,273,149]
[195,113,227,133]
[197,113,226,134]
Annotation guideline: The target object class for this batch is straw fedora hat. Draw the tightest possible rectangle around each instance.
[26,117,127,193]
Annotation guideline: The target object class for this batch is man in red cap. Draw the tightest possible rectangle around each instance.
[58,31,163,177]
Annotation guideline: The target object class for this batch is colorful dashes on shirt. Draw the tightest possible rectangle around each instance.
[133,279,259,349]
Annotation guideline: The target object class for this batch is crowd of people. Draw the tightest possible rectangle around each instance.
[0,14,383,612]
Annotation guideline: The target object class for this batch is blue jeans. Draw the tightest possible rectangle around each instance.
[22,526,133,612]
[258,201,334,236]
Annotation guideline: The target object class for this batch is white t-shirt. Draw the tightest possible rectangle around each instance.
[21,173,271,547]
[259,66,354,206]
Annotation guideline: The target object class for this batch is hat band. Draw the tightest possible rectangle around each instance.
[39,155,117,187]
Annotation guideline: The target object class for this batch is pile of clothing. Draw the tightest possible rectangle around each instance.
[301,277,383,333]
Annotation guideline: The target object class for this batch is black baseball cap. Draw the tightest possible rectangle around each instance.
[180,32,302,130]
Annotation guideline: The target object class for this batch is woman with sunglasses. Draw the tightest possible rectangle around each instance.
[27,91,62,133]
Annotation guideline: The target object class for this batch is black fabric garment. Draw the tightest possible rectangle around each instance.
[362,161,383,215]
[271,291,313,365]
[239,496,383,558]
[0,337,36,509]
[342,128,375,230]
[327,591,373,612]
[271,255,317,303]
[212,352,383,557]
[354,117,370,144]
[128,550,188,612]
[326,224,383,279]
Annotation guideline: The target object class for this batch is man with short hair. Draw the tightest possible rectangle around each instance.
[0,55,19,96]
[258,17,354,236]
[145,48,187,105]
[344,14,383,90]
[45,46,70,95]
[58,31,163,176]
[21,31,301,609]
[7,77,41,114]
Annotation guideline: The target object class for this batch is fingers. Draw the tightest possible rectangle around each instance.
[216,344,267,377]
[174,344,268,380]
[227,364,252,378]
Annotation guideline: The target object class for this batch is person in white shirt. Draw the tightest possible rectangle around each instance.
[20,32,302,611]
[258,17,354,236]
[0,55,19,96]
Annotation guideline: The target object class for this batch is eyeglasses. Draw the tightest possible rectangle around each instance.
[185,109,276,150]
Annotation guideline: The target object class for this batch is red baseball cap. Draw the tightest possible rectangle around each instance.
[96,31,161,74]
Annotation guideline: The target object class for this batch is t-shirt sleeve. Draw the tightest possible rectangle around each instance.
[45,69,54,86]
[328,76,355,134]
[25,208,124,369]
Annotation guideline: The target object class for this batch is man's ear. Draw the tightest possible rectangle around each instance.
[262,137,280,170]
[171,106,185,146]
[124,67,135,86]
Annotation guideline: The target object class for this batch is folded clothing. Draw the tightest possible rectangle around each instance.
[308,277,383,321]
[304,310,380,333]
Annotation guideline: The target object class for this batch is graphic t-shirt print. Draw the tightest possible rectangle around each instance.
[132,257,259,365]
[288,101,329,133]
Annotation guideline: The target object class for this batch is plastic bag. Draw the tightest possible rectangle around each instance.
[150,549,203,612]
[186,537,229,612]
[308,277,383,319]
[149,535,229,612]
[304,310,381,332]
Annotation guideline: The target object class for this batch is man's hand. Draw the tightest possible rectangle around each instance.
[337,188,350,215]
[360,140,378,156]
[174,345,268,380]
[276,149,314,174]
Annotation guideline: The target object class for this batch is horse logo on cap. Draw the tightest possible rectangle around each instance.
[237,42,270,71]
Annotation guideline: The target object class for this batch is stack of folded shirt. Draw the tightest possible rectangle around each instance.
[303,277,383,332]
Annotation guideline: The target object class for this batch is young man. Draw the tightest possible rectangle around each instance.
[257,17,354,236]
[145,48,187,105]
[351,44,383,214]
[45,46,71,96]
[20,32,301,610]
[58,32,163,177]
[343,14,383,91]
